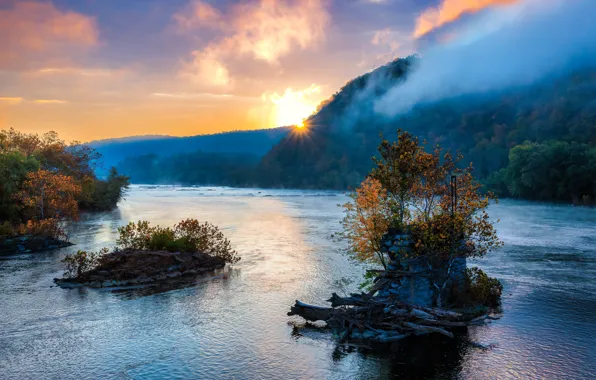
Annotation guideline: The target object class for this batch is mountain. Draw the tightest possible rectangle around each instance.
[90,127,290,175]
[110,56,596,202]
[255,57,596,201]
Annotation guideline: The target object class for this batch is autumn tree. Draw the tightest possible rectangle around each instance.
[341,130,502,307]
[340,177,393,269]
[17,170,82,221]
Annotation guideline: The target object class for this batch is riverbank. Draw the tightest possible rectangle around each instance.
[0,235,72,256]
[55,250,226,288]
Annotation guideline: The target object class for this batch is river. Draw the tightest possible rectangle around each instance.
[1,186,595,379]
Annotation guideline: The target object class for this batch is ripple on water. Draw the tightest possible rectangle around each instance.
[1,190,595,379]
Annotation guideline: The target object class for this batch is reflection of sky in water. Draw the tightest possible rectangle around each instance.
[1,186,595,379]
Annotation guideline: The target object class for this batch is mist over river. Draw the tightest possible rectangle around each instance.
[1,186,595,379]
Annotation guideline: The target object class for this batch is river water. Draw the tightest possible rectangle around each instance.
[1,186,595,379]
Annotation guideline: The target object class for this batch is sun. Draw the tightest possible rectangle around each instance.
[266,85,321,128]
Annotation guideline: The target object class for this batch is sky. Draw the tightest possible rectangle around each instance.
[0,0,527,142]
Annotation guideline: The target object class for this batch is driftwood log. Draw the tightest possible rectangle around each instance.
[288,292,494,343]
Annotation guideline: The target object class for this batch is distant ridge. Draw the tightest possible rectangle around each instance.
[89,135,172,146]
[90,127,291,174]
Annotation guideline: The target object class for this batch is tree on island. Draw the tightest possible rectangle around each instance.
[57,219,240,287]
[340,130,502,307]
[290,131,504,343]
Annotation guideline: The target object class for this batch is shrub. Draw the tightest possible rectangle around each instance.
[116,219,240,264]
[465,267,503,307]
[117,221,153,250]
[62,248,109,279]
[147,227,175,251]
[174,219,240,263]
[23,219,68,241]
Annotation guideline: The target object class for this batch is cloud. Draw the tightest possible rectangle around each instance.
[261,84,323,126]
[34,68,114,77]
[174,1,222,31]
[0,1,99,70]
[152,92,236,99]
[0,97,24,106]
[414,0,519,38]
[180,51,232,88]
[34,99,69,105]
[375,0,596,116]
[179,0,330,87]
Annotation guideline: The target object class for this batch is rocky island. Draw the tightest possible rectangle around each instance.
[289,131,504,344]
[54,219,240,288]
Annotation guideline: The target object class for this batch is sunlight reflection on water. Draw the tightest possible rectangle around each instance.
[0,186,595,379]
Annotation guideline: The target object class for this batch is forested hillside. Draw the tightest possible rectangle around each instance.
[92,127,290,175]
[255,57,596,203]
[115,56,596,203]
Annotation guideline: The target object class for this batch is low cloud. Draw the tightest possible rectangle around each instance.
[178,0,330,87]
[34,99,69,105]
[414,0,519,38]
[0,1,99,70]
[375,0,596,117]
[0,97,24,106]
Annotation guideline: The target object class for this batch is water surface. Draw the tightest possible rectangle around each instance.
[1,186,595,379]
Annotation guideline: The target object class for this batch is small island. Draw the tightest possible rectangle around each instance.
[55,219,240,288]
[289,131,503,343]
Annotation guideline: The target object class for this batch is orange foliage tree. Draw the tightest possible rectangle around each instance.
[341,130,502,306]
[340,177,393,269]
[17,169,82,222]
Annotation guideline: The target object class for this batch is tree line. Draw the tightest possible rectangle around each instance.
[0,129,130,239]
[112,57,596,204]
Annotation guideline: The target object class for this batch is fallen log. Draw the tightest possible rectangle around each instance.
[288,300,333,321]
[402,322,454,338]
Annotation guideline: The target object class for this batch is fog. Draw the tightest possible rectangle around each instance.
[375,0,596,116]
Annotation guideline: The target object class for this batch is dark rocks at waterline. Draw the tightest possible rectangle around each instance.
[379,232,468,307]
[54,250,226,288]
[0,235,72,256]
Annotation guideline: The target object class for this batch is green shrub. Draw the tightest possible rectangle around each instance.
[174,218,240,263]
[465,267,503,307]
[116,219,240,263]
[117,221,153,250]
[62,248,109,279]
[147,227,176,251]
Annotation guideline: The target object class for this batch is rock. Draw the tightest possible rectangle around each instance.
[55,249,227,289]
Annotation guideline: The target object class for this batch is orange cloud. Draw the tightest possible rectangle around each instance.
[174,1,222,31]
[0,1,98,70]
[34,99,69,105]
[414,0,519,38]
[0,97,24,106]
[179,0,329,87]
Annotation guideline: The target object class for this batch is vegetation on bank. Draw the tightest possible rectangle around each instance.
[60,219,239,283]
[485,140,596,204]
[0,129,130,242]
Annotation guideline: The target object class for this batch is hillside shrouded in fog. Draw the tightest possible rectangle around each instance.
[116,0,596,203]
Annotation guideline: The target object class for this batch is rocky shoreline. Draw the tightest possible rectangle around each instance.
[0,235,72,256]
[54,249,226,288]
